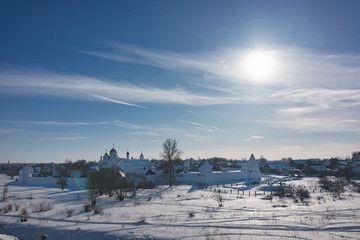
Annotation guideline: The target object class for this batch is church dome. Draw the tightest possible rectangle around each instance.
[110,148,117,153]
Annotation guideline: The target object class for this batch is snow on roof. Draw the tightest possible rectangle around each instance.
[292,160,308,165]
[310,165,327,172]
[268,162,288,169]
[121,159,152,167]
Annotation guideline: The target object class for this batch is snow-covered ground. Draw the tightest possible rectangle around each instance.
[0,174,359,239]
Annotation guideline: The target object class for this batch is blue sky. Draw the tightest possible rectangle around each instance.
[1,1,360,163]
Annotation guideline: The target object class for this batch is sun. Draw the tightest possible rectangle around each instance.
[242,49,278,82]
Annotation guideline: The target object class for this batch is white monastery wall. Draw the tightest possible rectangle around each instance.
[19,175,86,188]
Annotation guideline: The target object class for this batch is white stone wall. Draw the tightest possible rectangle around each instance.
[19,176,86,189]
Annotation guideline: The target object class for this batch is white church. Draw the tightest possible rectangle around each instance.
[97,146,155,175]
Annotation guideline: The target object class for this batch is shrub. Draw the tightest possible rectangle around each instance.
[138,216,146,224]
[215,193,224,207]
[350,182,360,193]
[88,189,98,207]
[14,203,20,211]
[333,178,346,197]
[2,185,8,201]
[295,188,310,202]
[66,208,74,217]
[116,189,127,201]
[33,201,53,212]
[318,176,333,191]
[318,176,346,197]
[275,185,310,202]
[3,203,13,213]
[19,208,29,222]
[93,205,103,214]
[83,203,91,212]
[205,206,214,212]
[188,210,195,217]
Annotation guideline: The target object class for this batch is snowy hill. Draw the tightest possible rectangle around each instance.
[0,174,359,239]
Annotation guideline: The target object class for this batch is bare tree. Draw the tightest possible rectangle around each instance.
[126,172,145,196]
[56,178,68,191]
[161,139,183,188]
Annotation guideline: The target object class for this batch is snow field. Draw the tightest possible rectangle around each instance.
[0,175,359,239]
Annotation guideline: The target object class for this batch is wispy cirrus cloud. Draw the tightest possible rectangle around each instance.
[250,135,264,139]
[2,120,91,126]
[269,88,360,133]
[189,121,221,133]
[112,120,148,130]
[0,67,243,106]
[1,120,150,130]
[272,88,360,110]
[91,94,146,109]
[129,131,158,136]
[274,117,360,133]
[49,137,87,140]
[179,119,221,133]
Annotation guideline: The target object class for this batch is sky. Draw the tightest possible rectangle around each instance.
[1,0,360,163]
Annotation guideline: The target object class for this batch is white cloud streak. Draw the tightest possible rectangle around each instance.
[112,121,148,130]
[91,95,147,109]
[50,137,87,140]
[179,119,221,133]
[250,136,264,139]
[3,120,91,126]
[129,131,158,136]
[276,117,360,133]
[0,67,243,106]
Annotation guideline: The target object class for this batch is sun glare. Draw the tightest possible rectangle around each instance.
[242,50,278,82]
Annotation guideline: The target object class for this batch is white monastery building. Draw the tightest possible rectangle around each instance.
[97,147,155,175]
[18,147,261,187]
